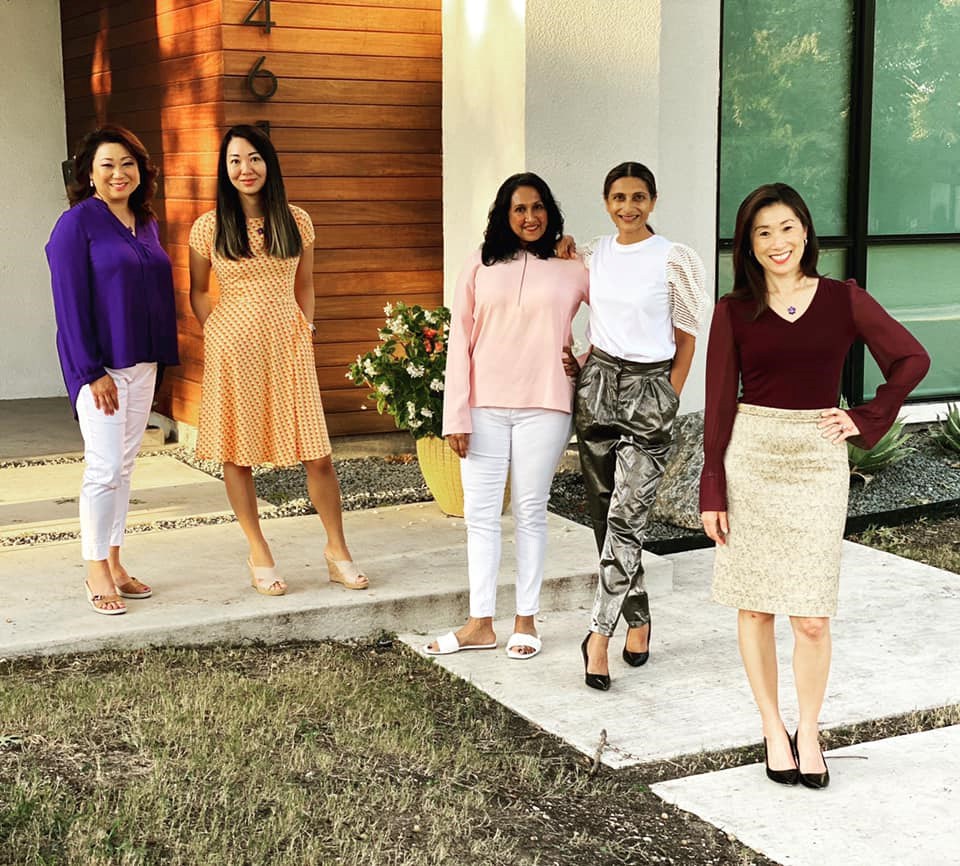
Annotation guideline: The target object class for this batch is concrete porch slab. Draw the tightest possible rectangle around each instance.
[0,454,269,539]
[652,726,960,866]
[0,506,601,658]
[401,543,960,768]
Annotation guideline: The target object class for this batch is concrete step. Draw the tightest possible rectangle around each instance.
[0,504,657,658]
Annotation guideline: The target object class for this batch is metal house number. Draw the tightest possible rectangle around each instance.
[243,0,278,102]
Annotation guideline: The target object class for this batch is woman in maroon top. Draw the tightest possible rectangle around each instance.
[700,183,928,789]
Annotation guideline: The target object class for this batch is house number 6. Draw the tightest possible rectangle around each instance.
[246,55,279,101]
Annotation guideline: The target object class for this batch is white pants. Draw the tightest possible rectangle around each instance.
[460,407,573,618]
[76,362,157,561]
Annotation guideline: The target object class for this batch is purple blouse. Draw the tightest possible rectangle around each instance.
[45,197,179,413]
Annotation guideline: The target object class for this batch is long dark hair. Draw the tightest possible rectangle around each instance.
[480,172,564,266]
[730,183,820,317]
[602,161,657,234]
[214,124,302,260]
[67,125,158,221]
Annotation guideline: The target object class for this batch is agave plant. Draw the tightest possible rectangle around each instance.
[930,403,960,455]
[847,417,913,482]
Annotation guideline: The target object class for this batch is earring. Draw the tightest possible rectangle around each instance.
[90,180,94,187]
[803,237,808,246]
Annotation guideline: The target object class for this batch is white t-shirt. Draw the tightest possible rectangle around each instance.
[583,233,707,363]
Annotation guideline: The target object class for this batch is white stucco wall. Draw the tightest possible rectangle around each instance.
[0,0,68,399]
[656,0,722,413]
[441,0,527,295]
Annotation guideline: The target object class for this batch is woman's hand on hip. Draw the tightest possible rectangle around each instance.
[562,346,581,378]
[446,433,469,458]
[89,374,119,416]
[818,407,860,444]
[701,511,729,546]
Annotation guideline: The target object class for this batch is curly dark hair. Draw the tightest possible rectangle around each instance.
[729,182,821,317]
[481,172,564,266]
[67,125,158,220]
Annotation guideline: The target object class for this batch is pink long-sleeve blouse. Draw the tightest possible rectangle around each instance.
[699,277,930,512]
[442,249,589,435]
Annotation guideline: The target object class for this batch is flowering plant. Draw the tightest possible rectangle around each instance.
[346,302,450,440]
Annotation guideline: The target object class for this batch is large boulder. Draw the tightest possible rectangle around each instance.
[651,410,704,530]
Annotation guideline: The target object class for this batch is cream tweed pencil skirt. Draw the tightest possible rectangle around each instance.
[712,404,849,617]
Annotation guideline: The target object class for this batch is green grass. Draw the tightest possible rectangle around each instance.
[0,643,767,866]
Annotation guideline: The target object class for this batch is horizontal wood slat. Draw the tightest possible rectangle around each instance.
[222,24,440,59]
[222,1,440,35]
[222,50,440,83]
[162,176,440,201]
[223,75,441,106]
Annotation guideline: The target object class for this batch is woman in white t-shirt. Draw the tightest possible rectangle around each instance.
[566,162,708,690]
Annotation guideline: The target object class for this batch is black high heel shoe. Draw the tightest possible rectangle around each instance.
[581,633,610,691]
[792,730,830,789]
[763,730,799,786]
[622,618,651,667]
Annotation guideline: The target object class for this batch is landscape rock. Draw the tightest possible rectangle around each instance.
[651,411,705,530]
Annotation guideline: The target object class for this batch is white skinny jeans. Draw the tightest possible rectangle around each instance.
[460,407,573,618]
[75,362,157,561]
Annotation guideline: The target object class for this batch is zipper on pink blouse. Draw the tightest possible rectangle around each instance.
[517,249,528,306]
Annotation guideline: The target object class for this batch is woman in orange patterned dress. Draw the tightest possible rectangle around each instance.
[189,125,366,595]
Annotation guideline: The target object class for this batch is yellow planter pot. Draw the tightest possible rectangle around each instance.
[415,435,510,517]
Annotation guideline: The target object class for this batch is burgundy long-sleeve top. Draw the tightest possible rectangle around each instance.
[699,278,930,512]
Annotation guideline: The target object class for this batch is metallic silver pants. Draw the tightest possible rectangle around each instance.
[574,349,678,637]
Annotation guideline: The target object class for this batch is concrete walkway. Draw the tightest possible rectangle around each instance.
[653,726,960,866]
[401,544,960,768]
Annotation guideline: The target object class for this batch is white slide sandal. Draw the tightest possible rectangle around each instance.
[505,632,542,660]
[423,631,498,656]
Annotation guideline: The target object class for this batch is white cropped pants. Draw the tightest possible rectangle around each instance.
[460,407,572,619]
[75,362,157,561]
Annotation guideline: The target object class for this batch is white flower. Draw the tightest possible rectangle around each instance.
[384,303,394,316]
[420,407,433,418]
[429,378,445,392]
[408,418,423,429]
[424,310,436,324]
[406,364,425,378]
[374,347,383,357]
[406,401,417,416]
[377,383,392,395]
[363,359,376,377]
[344,372,352,379]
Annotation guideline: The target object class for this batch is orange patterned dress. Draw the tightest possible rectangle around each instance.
[188,205,331,466]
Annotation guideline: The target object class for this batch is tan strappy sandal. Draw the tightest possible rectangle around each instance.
[247,558,287,596]
[114,577,152,599]
[325,554,368,590]
[85,581,126,615]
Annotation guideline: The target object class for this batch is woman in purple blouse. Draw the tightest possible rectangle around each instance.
[46,125,179,615]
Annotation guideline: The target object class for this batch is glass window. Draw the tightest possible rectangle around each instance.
[718,1,853,238]
[869,1,960,235]
[863,245,960,399]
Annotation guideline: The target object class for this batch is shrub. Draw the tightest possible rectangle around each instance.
[848,417,913,480]
[930,403,960,455]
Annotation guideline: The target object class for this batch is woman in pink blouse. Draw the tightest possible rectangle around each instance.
[424,173,588,660]
[700,183,929,788]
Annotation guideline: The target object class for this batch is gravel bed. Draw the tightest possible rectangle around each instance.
[5,434,958,550]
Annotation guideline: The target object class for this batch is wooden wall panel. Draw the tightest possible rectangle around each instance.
[60,0,442,439]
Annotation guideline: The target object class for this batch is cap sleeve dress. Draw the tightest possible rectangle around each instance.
[188,205,331,466]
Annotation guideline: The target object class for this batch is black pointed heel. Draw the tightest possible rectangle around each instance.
[622,618,651,667]
[763,732,799,786]
[792,730,830,789]
[581,633,610,691]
